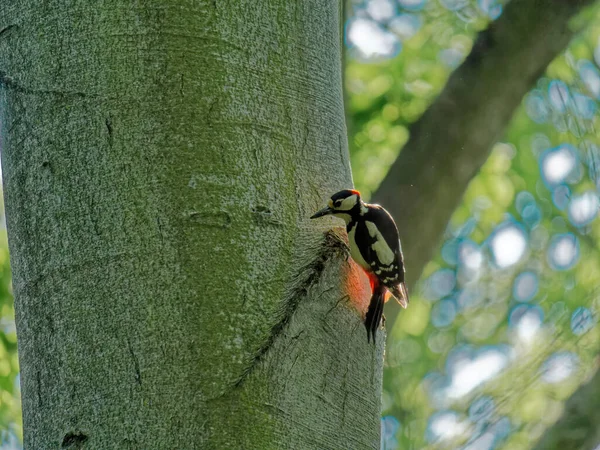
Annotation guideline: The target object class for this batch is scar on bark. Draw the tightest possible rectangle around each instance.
[61,431,88,449]
[187,210,231,228]
[0,24,18,38]
[235,229,348,387]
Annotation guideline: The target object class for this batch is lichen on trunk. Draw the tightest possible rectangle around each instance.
[0,1,383,448]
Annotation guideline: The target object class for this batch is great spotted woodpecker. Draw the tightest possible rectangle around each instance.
[311,189,409,343]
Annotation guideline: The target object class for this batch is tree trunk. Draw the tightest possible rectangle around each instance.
[531,368,600,450]
[0,1,382,448]
[373,0,594,298]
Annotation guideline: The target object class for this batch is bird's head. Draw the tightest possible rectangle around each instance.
[310,189,364,223]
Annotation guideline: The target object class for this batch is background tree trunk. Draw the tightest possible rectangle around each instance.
[0,1,382,448]
[531,367,600,450]
[373,0,594,295]
[363,0,598,432]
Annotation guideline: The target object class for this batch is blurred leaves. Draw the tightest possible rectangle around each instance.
[0,194,21,447]
[0,1,600,449]
[346,1,600,449]
[346,0,491,197]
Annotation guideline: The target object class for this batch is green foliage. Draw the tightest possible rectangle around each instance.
[346,0,488,197]
[347,2,600,449]
[2,1,600,448]
[0,199,21,446]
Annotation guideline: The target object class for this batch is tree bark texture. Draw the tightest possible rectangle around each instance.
[373,0,595,300]
[0,1,383,448]
[531,367,600,450]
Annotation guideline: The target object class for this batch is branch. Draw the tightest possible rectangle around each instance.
[372,0,595,323]
[531,367,600,450]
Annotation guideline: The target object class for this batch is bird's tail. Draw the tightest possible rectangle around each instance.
[365,285,385,344]
[388,282,409,309]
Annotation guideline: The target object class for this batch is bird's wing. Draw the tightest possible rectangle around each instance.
[351,220,377,269]
[365,206,405,284]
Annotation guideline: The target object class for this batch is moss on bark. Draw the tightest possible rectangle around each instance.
[0,1,383,448]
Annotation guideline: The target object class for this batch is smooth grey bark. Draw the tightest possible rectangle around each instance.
[0,1,383,449]
[373,0,595,309]
[531,368,600,450]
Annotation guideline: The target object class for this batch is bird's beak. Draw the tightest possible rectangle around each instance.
[310,206,333,219]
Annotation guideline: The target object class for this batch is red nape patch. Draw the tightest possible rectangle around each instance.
[341,260,373,319]
[349,189,361,196]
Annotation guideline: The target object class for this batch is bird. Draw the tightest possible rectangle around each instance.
[311,189,408,343]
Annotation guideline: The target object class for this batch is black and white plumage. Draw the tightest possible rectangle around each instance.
[311,189,409,343]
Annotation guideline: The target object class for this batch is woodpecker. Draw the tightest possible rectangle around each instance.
[311,189,409,343]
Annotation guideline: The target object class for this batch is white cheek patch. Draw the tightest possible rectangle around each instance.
[339,194,358,211]
[365,221,395,265]
[332,212,352,224]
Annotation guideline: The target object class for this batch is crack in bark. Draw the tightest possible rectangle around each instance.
[105,116,113,148]
[7,115,22,134]
[205,97,218,126]
[0,70,89,98]
[127,339,142,387]
[0,24,18,38]
[235,230,348,387]
[338,133,345,167]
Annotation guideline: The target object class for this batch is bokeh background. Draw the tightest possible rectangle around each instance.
[0,0,600,449]
[345,0,600,449]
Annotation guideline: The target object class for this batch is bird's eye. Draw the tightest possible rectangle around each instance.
[334,200,342,207]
